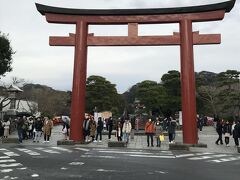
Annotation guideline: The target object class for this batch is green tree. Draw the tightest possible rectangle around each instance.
[135,80,167,116]
[161,70,181,116]
[0,32,14,78]
[86,75,124,117]
[216,70,240,120]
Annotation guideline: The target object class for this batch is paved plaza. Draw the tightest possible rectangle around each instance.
[2,125,239,154]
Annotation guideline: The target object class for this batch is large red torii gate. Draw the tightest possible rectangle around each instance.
[36,0,235,144]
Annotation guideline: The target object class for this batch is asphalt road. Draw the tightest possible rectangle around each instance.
[0,144,239,180]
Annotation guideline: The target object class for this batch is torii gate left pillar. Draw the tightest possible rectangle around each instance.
[70,21,88,141]
[36,0,235,144]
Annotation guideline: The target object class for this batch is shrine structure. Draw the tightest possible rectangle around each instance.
[36,0,235,144]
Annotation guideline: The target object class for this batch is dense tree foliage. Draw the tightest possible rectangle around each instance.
[0,32,14,78]
[1,69,238,120]
[86,75,125,117]
[196,70,240,120]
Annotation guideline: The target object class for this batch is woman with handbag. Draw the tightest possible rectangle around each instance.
[155,119,163,147]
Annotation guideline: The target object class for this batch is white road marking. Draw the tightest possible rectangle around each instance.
[188,154,231,160]
[69,162,85,165]
[16,167,27,170]
[0,169,13,173]
[0,148,20,157]
[74,147,90,152]
[208,156,240,163]
[15,148,40,156]
[96,169,117,172]
[0,163,22,168]
[34,147,60,154]
[31,174,39,177]
[155,170,168,174]
[81,155,119,159]
[98,150,153,155]
[0,148,8,151]
[0,159,16,163]
[51,147,73,153]
[176,152,213,158]
[61,167,68,170]
[0,156,10,159]
[93,148,143,152]
[129,154,175,159]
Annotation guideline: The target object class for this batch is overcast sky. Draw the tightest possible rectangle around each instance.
[0,0,239,93]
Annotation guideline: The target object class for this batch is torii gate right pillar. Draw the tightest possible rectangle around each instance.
[180,19,198,144]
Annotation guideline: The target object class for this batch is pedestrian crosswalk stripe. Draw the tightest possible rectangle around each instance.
[0,169,13,173]
[81,155,119,159]
[207,156,240,163]
[188,154,231,160]
[176,152,213,158]
[0,163,22,168]
[15,148,41,156]
[129,154,176,159]
[0,149,20,157]
[74,147,90,152]
[34,147,60,154]
[0,159,16,163]
[98,150,153,155]
[0,156,10,159]
[51,147,73,153]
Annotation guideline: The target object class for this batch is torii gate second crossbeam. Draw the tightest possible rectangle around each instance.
[36,0,236,145]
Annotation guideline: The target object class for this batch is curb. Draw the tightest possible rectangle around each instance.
[169,142,207,151]
[2,138,19,144]
[108,141,127,147]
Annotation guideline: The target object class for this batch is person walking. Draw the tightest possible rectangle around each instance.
[34,117,43,143]
[107,117,113,140]
[232,120,239,147]
[16,117,24,143]
[42,117,53,143]
[215,119,224,145]
[145,118,155,147]
[2,118,10,138]
[95,117,103,142]
[122,119,132,143]
[223,120,232,147]
[155,119,163,147]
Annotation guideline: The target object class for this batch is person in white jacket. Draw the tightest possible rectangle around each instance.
[3,119,10,138]
[122,119,132,143]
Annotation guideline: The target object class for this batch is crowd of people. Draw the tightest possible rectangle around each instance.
[82,115,177,147]
[215,119,240,147]
[0,116,55,143]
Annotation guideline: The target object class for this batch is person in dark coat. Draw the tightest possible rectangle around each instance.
[232,120,240,147]
[95,117,103,142]
[223,120,232,147]
[16,117,24,143]
[215,119,223,145]
[107,117,113,140]
[167,119,176,143]
[34,117,43,143]
[0,121,4,138]
[83,115,90,142]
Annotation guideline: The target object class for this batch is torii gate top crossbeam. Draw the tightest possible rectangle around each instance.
[36,0,235,16]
